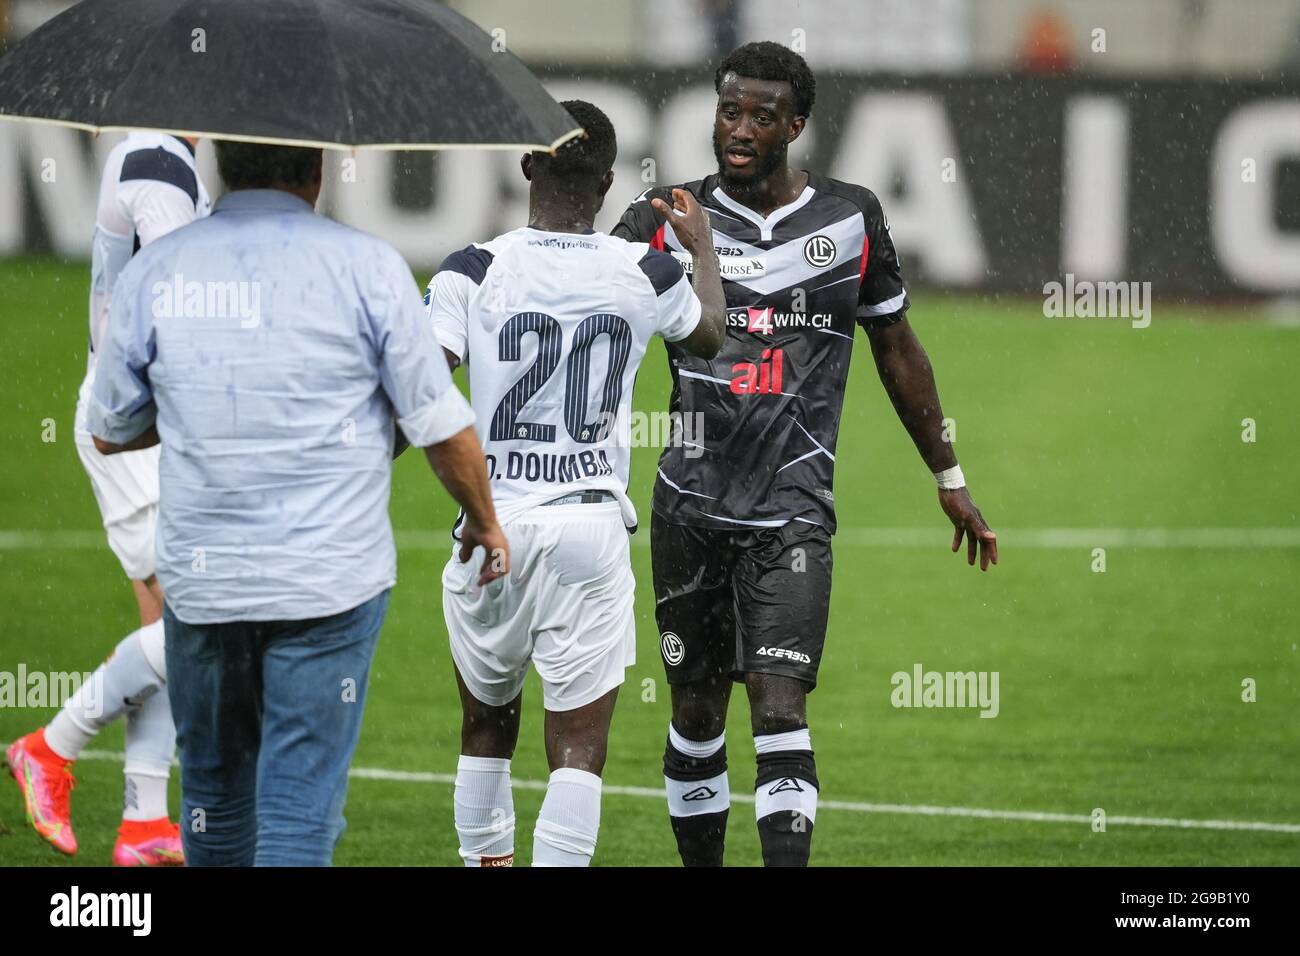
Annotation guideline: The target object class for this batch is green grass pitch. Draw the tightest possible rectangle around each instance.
[1,256,1296,866]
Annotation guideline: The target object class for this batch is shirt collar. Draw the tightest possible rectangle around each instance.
[171,135,196,157]
[213,189,315,215]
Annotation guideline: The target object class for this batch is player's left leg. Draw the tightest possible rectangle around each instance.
[745,673,817,866]
[452,667,522,867]
[733,521,833,867]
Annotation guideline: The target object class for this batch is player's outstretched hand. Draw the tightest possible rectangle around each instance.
[938,487,998,571]
[650,188,711,255]
[460,520,511,587]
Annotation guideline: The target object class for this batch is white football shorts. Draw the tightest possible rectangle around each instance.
[443,499,635,713]
[75,435,159,581]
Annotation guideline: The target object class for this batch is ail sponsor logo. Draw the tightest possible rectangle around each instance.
[730,347,784,395]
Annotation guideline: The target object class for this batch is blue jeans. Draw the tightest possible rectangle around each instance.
[164,590,390,866]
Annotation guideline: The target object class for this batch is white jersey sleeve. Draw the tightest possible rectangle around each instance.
[636,247,701,343]
[427,244,494,364]
[120,178,202,247]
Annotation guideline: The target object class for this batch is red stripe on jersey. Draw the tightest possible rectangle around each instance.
[651,224,666,252]
[858,235,871,281]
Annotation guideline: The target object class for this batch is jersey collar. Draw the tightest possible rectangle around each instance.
[710,179,816,241]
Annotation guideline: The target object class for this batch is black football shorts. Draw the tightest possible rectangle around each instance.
[651,511,833,689]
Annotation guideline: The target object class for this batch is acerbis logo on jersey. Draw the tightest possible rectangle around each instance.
[802,234,837,267]
[661,631,685,665]
[756,646,812,664]
[682,785,719,801]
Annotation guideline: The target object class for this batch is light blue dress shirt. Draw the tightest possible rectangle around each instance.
[89,189,475,624]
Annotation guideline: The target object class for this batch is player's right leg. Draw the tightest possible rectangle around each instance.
[650,512,737,866]
[7,441,179,861]
[527,497,636,867]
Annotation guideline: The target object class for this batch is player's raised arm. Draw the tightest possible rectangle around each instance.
[649,188,726,358]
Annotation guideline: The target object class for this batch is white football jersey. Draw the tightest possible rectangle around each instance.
[76,132,210,436]
[427,226,702,529]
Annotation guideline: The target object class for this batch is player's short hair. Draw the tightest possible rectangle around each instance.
[215,141,321,191]
[714,41,817,118]
[530,100,617,190]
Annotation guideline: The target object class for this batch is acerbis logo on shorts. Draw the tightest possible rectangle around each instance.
[756,646,811,664]
[661,631,685,666]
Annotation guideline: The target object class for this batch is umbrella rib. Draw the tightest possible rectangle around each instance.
[315,3,357,147]
[98,5,178,131]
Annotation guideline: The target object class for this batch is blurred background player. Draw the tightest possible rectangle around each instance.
[427,101,726,867]
[6,131,208,865]
[612,42,998,866]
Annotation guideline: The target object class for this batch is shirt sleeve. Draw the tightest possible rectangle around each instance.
[426,271,474,364]
[370,244,476,448]
[638,248,702,342]
[610,186,672,243]
[116,144,201,246]
[856,191,910,333]
[87,261,157,444]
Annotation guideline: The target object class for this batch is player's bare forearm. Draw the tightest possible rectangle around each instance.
[424,425,509,584]
[868,318,955,472]
[686,241,727,358]
[92,424,160,456]
[651,188,725,359]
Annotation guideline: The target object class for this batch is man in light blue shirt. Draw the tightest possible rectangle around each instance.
[89,140,508,866]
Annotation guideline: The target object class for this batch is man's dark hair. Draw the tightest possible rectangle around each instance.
[714,41,816,118]
[529,100,617,190]
[215,140,322,191]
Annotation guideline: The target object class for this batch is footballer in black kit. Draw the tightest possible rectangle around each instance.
[612,42,999,867]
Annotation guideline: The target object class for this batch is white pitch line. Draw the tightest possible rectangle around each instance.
[66,748,1300,835]
[3,527,1300,551]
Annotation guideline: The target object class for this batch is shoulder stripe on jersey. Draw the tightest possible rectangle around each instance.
[120,147,198,206]
[638,248,682,295]
[438,245,494,284]
[649,223,666,252]
[857,235,871,281]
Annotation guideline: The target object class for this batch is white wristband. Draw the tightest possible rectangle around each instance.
[934,465,965,490]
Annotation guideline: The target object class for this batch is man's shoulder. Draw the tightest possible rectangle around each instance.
[434,230,519,283]
[807,172,885,222]
[629,175,711,208]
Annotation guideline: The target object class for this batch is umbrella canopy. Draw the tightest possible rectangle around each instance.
[0,0,582,151]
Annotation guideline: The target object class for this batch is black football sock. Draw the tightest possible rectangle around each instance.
[754,729,818,867]
[664,723,729,867]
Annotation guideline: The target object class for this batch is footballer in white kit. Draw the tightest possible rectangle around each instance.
[426,101,726,867]
[6,132,209,866]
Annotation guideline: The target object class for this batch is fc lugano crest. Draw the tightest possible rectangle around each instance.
[803,234,836,267]
[661,631,685,666]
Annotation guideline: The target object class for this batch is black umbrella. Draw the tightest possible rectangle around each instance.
[0,0,581,152]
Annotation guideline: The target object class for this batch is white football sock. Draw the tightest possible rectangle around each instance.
[45,620,168,762]
[122,772,170,822]
[454,755,515,867]
[122,642,175,822]
[532,767,601,867]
